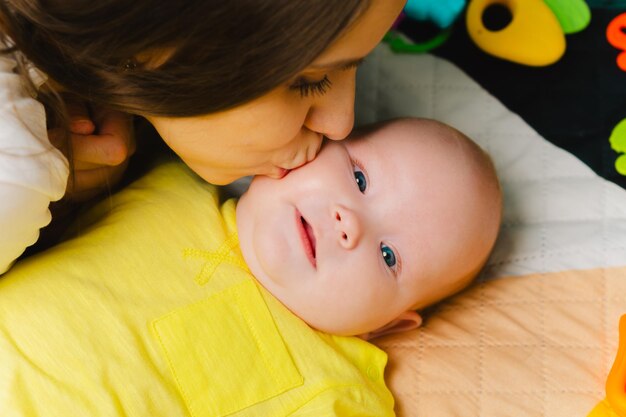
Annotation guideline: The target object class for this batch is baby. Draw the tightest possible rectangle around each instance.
[238,117,502,338]
[0,118,501,416]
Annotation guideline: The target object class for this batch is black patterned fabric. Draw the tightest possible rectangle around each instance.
[429,6,626,189]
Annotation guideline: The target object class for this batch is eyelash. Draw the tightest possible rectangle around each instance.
[350,156,400,276]
[351,157,367,179]
[350,158,397,274]
[351,157,368,193]
[290,58,365,98]
[291,75,332,98]
[383,243,401,277]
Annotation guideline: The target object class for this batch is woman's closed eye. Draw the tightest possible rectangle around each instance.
[290,75,332,98]
[289,58,365,98]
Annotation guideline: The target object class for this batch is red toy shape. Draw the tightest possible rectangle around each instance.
[607,13,626,71]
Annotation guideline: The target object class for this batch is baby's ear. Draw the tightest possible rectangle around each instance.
[360,311,423,341]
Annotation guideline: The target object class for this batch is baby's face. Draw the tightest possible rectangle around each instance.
[237,120,495,336]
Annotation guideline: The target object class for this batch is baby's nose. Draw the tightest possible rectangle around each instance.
[333,205,361,249]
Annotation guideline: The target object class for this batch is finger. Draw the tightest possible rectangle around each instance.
[93,109,136,156]
[64,98,96,135]
[70,132,131,167]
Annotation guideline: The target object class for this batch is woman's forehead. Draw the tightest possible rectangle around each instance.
[310,0,405,67]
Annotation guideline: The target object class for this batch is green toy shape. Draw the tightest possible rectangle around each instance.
[609,118,626,176]
[543,0,591,34]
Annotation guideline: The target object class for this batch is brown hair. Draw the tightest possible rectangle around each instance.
[0,0,369,117]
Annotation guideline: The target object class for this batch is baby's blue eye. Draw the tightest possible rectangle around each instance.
[381,244,396,268]
[354,167,367,193]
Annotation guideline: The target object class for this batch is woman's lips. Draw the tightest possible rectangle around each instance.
[296,211,316,268]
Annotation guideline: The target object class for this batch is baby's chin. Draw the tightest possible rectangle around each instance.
[280,301,383,337]
[244,269,379,337]
[305,319,374,337]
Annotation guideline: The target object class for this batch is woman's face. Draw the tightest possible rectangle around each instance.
[146,0,406,185]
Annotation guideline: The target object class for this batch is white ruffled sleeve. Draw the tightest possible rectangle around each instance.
[0,55,69,274]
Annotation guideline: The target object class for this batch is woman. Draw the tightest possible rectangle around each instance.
[0,0,405,272]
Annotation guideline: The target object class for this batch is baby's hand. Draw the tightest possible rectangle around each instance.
[49,99,136,202]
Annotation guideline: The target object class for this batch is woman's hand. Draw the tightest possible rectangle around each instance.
[49,99,136,202]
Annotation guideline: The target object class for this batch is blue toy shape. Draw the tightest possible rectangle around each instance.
[404,0,467,29]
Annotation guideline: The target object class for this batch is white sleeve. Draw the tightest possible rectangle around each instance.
[0,55,69,274]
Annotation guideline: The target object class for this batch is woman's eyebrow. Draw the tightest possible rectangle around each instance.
[308,57,365,70]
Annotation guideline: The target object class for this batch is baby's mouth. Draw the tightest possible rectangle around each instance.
[298,214,317,267]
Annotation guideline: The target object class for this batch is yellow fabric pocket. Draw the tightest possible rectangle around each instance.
[152,279,303,417]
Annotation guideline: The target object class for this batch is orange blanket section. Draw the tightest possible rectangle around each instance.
[376,267,626,417]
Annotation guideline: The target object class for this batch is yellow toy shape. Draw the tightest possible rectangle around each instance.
[466,0,566,66]
[588,315,626,417]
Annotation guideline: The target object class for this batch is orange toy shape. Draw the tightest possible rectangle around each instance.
[606,315,626,416]
[607,13,626,72]
[588,315,626,417]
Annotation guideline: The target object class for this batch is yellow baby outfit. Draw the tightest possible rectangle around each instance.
[0,161,395,417]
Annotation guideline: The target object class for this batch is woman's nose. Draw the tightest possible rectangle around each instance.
[333,205,361,249]
[304,73,356,141]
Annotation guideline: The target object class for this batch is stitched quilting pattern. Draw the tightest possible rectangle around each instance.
[376,268,626,417]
